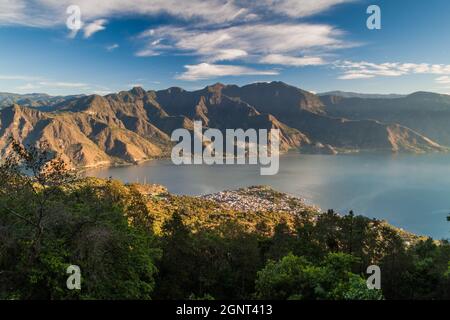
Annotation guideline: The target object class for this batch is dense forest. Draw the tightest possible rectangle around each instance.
[0,140,449,300]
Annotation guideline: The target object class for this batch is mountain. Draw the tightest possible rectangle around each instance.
[221,82,444,153]
[0,83,446,169]
[153,83,315,152]
[318,91,405,99]
[0,92,84,110]
[320,91,450,146]
[0,98,166,168]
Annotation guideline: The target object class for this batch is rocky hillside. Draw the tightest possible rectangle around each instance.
[0,82,446,168]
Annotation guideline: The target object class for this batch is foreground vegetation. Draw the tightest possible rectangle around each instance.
[0,141,449,300]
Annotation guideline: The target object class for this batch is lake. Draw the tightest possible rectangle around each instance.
[84,153,450,240]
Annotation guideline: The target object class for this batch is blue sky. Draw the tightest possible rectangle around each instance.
[1,0,450,95]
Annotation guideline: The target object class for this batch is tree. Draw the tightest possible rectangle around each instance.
[254,253,383,300]
[265,220,295,261]
[0,139,159,299]
[342,274,383,300]
[255,254,321,300]
[154,216,262,299]
[154,210,196,299]
[314,210,342,252]
[0,139,77,267]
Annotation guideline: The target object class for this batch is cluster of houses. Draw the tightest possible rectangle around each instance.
[201,185,320,215]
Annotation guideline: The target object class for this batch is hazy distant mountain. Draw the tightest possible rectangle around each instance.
[0,92,84,109]
[0,83,446,169]
[320,91,450,146]
[318,91,406,99]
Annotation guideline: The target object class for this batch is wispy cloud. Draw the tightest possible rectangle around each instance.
[0,74,42,81]
[0,0,56,27]
[11,79,91,94]
[92,90,111,96]
[338,73,375,80]
[0,0,355,27]
[260,54,325,66]
[0,71,116,95]
[0,0,246,27]
[38,81,88,88]
[252,0,356,18]
[106,43,119,51]
[139,23,346,68]
[336,61,450,80]
[0,0,25,25]
[83,19,107,38]
[15,83,42,91]
[435,76,450,84]
[177,63,278,81]
[127,83,144,88]
[0,0,357,82]
[208,49,248,62]
[0,1,352,62]
[135,48,160,57]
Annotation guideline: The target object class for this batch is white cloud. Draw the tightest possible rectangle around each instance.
[139,23,346,64]
[337,61,450,80]
[209,49,248,62]
[338,73,374,80]
[135,49,160,57]
[106,43,119,51]
[0,0,246,27]
[435,76,450,84]
[83,19,107,38]
[92,90,111,95]
[0,0,356,81]
[38,81,89,88]
[15,83,42,91]
[260,54,325,66]
[254,0,356,18]
[6,77,94,94]
[1,0,354,27]
[0,0,25,25]
[0,74,42,81]
[0,72,91,91]
[177,63,279,81]
[128,83,144,88]
[0,0,56,27]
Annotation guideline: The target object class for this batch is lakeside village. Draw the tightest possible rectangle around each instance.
[201,185,320,216]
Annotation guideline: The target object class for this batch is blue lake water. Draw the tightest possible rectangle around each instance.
[84,153,450,240]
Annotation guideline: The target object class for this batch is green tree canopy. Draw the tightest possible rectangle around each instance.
[255,253,383,300]
[0,139,160,299]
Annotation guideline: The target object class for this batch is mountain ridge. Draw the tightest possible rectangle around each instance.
[0,82,447,169]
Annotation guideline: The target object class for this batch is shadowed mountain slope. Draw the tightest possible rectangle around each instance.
[320,91,450,146]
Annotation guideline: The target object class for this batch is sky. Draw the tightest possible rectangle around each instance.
[1,0,450,95]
